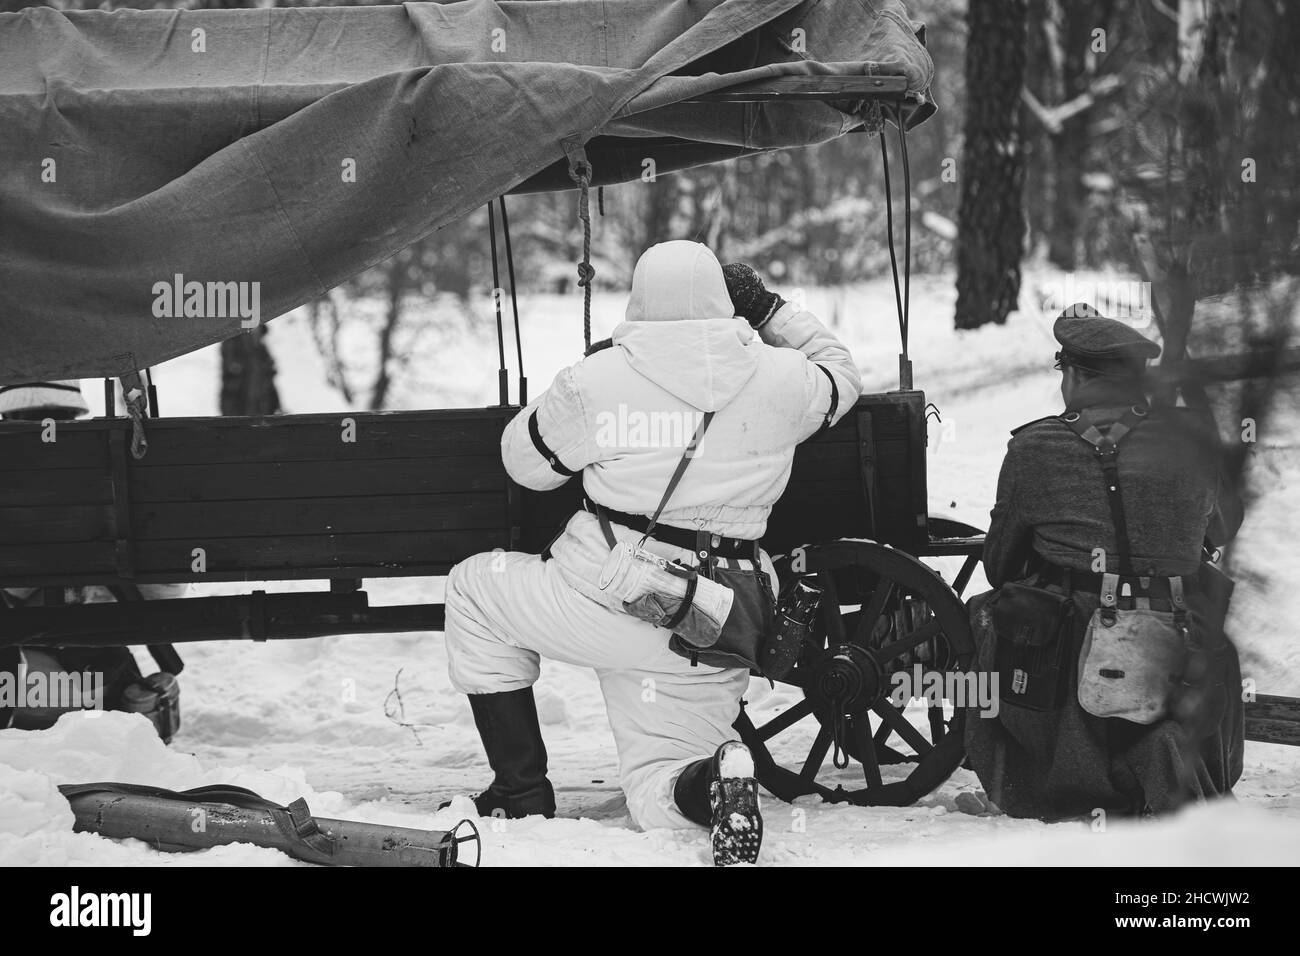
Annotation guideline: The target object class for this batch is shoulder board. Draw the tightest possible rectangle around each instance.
[1009,415,1060,437]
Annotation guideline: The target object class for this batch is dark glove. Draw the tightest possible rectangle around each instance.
[722,263,785,329]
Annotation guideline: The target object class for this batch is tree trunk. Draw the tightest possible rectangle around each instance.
[642,175,678,252]
[954,0,1028,329]
[219,331,282,416]
[1045,0,1104,270]
[370,256,405,411]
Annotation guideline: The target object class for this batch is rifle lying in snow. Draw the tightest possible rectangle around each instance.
[60,783,480,867]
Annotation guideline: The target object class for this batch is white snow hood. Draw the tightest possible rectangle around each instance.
[614,240,758,411]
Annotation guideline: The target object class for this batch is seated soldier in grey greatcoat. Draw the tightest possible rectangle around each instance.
[965,304,1244,820]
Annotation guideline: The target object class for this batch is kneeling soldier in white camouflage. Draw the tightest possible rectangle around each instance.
[442,240,861,864]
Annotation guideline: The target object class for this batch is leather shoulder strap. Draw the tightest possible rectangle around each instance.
[645,411,714,537]
[1061,406,1147,576]
[593,411,714,549]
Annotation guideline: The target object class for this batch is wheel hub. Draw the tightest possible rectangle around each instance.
[805,643,885,717]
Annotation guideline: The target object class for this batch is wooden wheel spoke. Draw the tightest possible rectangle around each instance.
[756,699,814,742]
[851,713,883,788]
[871,701,934,755]
[875,619,942,662]
[927,704,947,743]
[953,555,979,597]
[853,578,896,646]
[801,725,833,780]
[819,572,847,644]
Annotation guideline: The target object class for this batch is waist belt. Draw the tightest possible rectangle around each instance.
[582,498,760,561]
[1038,564,1196,600]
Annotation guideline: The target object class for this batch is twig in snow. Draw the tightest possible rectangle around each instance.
[383,667,425,747]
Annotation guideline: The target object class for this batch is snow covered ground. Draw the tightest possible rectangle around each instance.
[3,270,1298,866]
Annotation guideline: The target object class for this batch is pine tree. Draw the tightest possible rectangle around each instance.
[955,0,1028,329]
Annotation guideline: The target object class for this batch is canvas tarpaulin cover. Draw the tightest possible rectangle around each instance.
[0,0,934,383]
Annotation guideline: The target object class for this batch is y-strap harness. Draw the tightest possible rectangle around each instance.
[1061,405,1188,629]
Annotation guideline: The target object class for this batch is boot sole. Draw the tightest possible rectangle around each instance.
[710,775,763,865]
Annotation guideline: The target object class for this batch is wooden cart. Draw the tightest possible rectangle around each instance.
[4,75,1291,812]
[0,377,988,805]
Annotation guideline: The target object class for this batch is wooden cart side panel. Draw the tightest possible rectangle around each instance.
[861,390,928,552]
[0,470,114,507]
[0,393,925,586]
[0,411,517,585]
[0,503,116,544]
[0,531,511,580]
[765,391,928,555]
[0,430,110,471]
[0,408,504,469]
[127,456,504,502]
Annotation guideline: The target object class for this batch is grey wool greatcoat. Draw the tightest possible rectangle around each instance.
[966,398,1245,819]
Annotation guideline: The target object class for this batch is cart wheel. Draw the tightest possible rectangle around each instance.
[736,539,975,807]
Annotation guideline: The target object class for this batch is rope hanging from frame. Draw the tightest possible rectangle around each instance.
[563,140,596,351]
[487,200,509,405]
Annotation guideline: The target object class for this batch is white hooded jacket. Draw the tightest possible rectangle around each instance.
[501,240,862,604]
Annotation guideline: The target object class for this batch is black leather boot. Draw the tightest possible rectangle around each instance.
[673,740,763,865]
[457,687,556,819]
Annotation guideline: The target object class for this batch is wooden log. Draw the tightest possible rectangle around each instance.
[1244,694,1300,747]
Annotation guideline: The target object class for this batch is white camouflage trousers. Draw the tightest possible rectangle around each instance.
[444,550,750,830]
